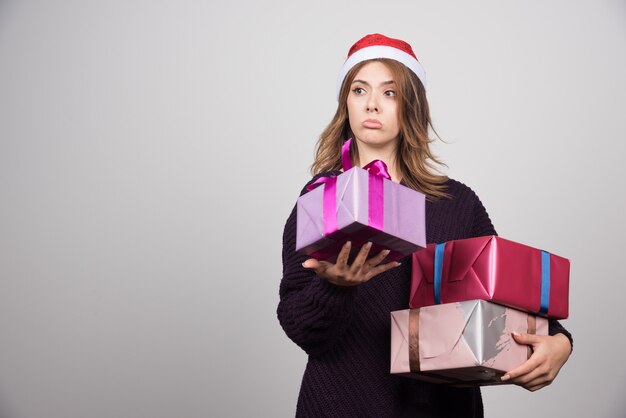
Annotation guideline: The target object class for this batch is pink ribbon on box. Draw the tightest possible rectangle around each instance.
[361,159,388,231]
[306,138,390,237]
[306,175,338,236]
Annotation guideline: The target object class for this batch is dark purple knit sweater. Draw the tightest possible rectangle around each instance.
[278,174,572,417]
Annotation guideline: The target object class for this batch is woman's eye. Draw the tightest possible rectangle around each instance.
[352,87,365,95]
[384,90,397,97]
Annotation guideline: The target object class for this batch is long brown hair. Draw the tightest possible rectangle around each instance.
[311,58,449,200]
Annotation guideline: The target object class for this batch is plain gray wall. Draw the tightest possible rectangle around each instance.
[1,0,625,417]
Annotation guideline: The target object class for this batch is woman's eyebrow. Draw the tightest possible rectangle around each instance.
[351,79,396,86]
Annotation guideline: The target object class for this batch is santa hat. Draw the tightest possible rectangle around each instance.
[336,33,427,99]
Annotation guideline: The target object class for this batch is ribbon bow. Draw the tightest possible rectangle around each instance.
[306,138,391,191]
[305,137,391,237]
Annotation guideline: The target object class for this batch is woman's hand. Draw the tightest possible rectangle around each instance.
[501,332,571,391]
[302,241,401,286]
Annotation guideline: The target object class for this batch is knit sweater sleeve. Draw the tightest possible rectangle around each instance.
[276,178,358,357]
[468,185,573,350]
[469,191,497,238]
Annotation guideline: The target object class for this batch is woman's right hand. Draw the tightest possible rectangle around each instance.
[301,241,401,286]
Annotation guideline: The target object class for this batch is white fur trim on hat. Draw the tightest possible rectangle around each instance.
[336,45,427,100]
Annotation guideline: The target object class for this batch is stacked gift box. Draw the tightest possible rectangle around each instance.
[390,299,548,386]
[294,142,569,387]
[391,236,570,386]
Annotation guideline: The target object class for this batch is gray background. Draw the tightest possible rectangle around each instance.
[1,0,624,417]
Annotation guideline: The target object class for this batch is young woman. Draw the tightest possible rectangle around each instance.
[278,34,572,418]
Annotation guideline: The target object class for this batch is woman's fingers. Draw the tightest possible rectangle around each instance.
[364,260,401,280]
[502,333,570,391]
[335,241,352,267]
[302,258,331,276]
[502,356,540,382]
[365,249,391,268]
[301,243,401,286]
[507,366,544,386]
[302,259,319,269]
[350,241,373,272]
[526,381,550,392]
[519,374,551,391]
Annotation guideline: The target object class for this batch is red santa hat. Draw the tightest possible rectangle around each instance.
[336,33,427,99]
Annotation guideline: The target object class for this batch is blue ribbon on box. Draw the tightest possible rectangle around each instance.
[433,243,445,304]
[540,250,551,315]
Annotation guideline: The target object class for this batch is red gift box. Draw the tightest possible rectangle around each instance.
[410,236,570,319]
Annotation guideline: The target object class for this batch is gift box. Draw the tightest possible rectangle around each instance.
[410,235,569,319]
[296,165,426,262]
[390,300,548,386]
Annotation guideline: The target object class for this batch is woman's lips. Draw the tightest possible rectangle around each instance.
[363,119,383,129]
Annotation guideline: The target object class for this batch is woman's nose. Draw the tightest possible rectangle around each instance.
[366,95,379,112]
[366,101,379,113]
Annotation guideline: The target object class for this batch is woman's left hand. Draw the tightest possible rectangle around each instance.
[501,332,571,391]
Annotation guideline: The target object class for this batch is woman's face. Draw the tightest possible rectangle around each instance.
[346,61,400,151]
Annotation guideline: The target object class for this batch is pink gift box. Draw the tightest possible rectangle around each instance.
[296,166,426,262]
[390,300,548,386]
[410,235,570,319]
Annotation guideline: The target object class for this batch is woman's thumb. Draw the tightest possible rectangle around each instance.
[302,259,320,269]
[512,332,537,345]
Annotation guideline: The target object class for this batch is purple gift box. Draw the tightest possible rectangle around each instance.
[296,166,426,262]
